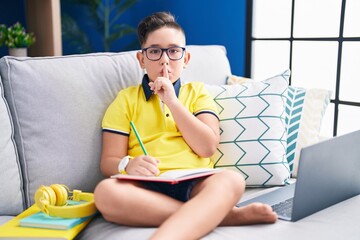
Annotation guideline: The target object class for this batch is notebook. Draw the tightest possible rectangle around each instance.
[237,130,360,221]
[112,168,220,184]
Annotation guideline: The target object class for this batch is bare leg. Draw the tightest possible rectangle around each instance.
[94,178,183,226]
[95,170,277,239]
[149,170,277,240]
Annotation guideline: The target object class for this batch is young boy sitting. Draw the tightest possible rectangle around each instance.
[94,11,277,240]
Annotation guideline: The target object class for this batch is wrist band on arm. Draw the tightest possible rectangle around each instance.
[118,155,133,174]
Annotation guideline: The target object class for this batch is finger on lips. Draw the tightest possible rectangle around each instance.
[162,64,169,79]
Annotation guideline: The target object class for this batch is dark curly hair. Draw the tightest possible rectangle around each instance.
[137,12,185,47]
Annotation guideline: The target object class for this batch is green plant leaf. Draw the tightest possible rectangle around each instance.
[108,24,136,42]
[0,22,35,48]
[61,0,138,53]
[117,0,138,15]
[61,14,93,53]
[110,0,138,26]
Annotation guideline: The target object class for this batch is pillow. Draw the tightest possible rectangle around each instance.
[227,75,331,177]
[285,86,331,177]
[206,70,291,187]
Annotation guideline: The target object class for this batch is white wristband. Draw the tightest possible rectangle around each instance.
[118,156,132,174]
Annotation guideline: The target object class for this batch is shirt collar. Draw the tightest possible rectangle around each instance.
[142,74,181,101]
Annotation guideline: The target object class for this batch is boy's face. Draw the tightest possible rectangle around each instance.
[137,27,190,83]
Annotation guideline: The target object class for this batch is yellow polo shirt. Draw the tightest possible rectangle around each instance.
[102,75,219,173]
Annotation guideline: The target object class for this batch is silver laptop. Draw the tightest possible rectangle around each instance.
[237,130,360,221]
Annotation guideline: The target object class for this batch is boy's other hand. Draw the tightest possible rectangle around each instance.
[126,155,160,176]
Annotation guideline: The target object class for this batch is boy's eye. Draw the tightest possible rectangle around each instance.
[168,49,178,54]
[149,48,161,54]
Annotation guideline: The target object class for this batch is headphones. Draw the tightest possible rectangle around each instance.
[34,184,97,218]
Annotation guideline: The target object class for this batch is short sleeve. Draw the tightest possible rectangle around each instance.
[102,91,131,136]
[191,82,219,120]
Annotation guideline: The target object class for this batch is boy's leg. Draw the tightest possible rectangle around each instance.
[150,170,277,240]
[94,178,184,226]
[95,171,277,239]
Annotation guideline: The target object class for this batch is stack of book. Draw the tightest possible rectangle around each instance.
[0,202,96,239]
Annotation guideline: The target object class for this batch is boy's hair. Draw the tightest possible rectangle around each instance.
[137,12,185,47]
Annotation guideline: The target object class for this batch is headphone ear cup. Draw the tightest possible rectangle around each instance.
[50,184,68,206]
[34,185,56,213]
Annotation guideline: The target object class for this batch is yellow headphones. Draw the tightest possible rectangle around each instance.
[34,184,97,218]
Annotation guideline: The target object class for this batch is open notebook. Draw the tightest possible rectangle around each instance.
[112,168,221,184]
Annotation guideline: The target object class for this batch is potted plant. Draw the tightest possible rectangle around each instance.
[0,22,35,57]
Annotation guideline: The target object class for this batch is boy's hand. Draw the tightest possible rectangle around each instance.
[149,64,177,105]
[125,155,160,176]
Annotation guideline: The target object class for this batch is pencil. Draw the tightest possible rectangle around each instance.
[130,121,148,155]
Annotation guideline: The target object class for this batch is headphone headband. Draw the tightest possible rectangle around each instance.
[35,184,97,218]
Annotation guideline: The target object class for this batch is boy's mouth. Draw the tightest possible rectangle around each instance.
[161,70,170,76]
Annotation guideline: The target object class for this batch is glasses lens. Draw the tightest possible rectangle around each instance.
[167,47,184,60]
[145,47,162,61]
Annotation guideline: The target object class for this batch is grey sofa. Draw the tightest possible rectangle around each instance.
[1,45,360,239]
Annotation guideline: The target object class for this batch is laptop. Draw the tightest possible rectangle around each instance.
[237,130,360,221]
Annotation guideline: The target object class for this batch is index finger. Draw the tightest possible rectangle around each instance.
[143,155,160,166]
[162,64,169,79]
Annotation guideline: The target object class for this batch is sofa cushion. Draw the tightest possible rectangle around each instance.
[182,45,231,85]
[228,76,331,176]
[0,52,144,208]
[0,75,24,215]
[206,70,291,187]
[285,86,331,176]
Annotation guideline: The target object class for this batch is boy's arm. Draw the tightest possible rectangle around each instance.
[100,132,129,177]
[167,100,220,158]
[100,132,160,177]
[150,65,219,158]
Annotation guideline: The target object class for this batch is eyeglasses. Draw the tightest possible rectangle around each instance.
[142,47,186,61]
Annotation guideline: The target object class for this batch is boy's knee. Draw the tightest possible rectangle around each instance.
[94,179,142,209]
[94,179,113,210]
[218,170,245,197]
[94,179,129,223]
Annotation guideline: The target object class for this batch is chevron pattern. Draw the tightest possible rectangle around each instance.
[290,88,331,177]
[206,70,291,187]
[285,86,306,173]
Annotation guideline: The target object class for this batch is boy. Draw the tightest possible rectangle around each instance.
[94,12,277,240]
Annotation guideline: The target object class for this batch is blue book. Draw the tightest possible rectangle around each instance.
[19,212,91,230]
[19,201,91,230]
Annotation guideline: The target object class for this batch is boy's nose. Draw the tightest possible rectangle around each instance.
[159,51,170,64]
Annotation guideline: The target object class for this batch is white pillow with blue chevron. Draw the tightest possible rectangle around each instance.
[285,87,331,177]
[226,74,331,178]
[206,70,291,187]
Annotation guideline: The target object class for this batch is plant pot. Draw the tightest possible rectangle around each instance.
[9,48,28,57]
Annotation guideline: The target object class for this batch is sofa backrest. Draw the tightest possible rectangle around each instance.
[0,45,231,214]
[0,76,24,215]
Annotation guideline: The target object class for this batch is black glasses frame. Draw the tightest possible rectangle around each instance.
[142,47,186,61]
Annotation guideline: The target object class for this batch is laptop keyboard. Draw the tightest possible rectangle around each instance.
[271,198,294,218]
